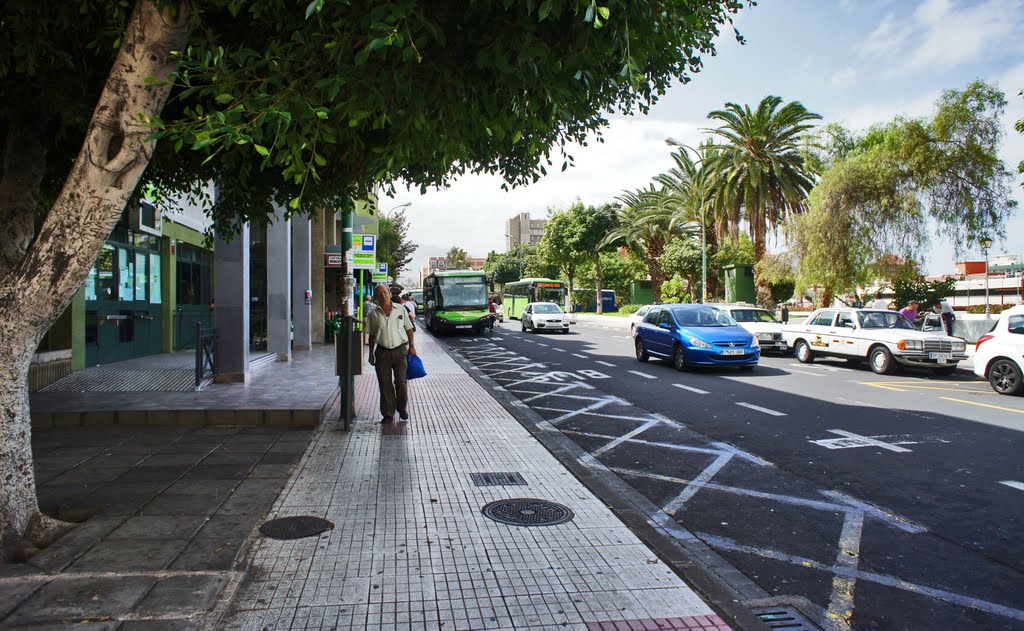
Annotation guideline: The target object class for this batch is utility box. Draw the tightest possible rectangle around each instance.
[723,264,756,304]
[630,280,653,305]
[335,329,363,377]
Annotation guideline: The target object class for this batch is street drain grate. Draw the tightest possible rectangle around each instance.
[470,472,527,486]
[481,498,574,526]
[259,516,334,540]
[751,606,821,630]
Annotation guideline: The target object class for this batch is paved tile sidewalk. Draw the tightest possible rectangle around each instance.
[219,331,731,630]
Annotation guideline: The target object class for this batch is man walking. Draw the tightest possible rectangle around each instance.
[366,284,416,423]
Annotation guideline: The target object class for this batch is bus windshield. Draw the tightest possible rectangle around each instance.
[437,277,487,310]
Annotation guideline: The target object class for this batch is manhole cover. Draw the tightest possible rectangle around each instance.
[259,516,334,540]
[481,498,574,526]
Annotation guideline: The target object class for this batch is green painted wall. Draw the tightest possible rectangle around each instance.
[161,236,176,352]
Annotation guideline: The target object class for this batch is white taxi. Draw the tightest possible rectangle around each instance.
[781,308,967,375]
[709,303,788,353]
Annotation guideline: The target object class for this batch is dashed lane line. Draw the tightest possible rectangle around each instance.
[595,360,616,367]
[673,384,709,395]
[628,370,657,380]
[999,481,1024,492]
[735,402,786,416]
[536,343,550,347]
[572,353,587,358]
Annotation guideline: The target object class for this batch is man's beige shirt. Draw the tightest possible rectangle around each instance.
[366,305,412,349]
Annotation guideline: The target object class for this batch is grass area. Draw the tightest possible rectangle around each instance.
[576,311,631,317]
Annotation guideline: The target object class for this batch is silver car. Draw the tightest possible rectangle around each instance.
[521,302,570,334]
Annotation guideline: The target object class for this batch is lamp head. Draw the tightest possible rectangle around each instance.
[980,236,993,250]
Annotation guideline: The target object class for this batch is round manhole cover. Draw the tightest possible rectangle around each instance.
[259,516,334,540]
[481,498,574,526]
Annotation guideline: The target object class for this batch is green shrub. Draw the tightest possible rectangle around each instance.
[618,304,643,315]
[965,303,1018,315]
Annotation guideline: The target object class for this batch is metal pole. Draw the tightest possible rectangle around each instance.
[341,209,355,429]
[195,321,202,389]
[984,248,991,317]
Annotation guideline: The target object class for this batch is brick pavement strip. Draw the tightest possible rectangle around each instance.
[216,329,732,630]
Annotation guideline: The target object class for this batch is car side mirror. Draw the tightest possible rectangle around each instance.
[659,322,672,330]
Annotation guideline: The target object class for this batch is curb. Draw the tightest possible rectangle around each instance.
[430,331,772,631]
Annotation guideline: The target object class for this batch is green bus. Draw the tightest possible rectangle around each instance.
[503,278,567,319]
[422,270,492,334]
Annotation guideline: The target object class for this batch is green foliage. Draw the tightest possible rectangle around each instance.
[966,303,1015,315]
[377,209,417,280]
[660,238,702,301]
[1016,89,1024,185]
[576,251,646,299]
[755,252,797,305]
[446,246,468,269]
[891,274,957,311]
[484,249,523,286]
[542,199,620,300]
[660,274,692,304]
[712,232,755,268]
[617,303,643,315]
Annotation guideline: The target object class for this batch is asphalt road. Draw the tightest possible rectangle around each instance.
[441,318,1024,631]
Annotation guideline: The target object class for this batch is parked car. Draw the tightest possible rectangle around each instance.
[521,302,570,333]
[407,289,423,314]
[781,308,967,375]
[709,303,788,353]
[973,305,1024,395]
[629,305,653,338]
[634,304,759,370]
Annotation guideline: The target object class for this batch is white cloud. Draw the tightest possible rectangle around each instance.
[830,66,857,87]
[831,92,938,131]
[860,0,1024,76]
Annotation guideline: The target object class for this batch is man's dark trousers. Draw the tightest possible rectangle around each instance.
[374,344,408,419]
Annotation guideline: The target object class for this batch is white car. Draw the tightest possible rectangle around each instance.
[782,307,967,375]
[709,303,788,353]
[521,302,570,334]
[629,305,653,338]
[973,305,1024,395]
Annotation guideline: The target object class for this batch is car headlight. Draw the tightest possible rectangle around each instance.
[750,336,760,348]
[897,340,923,351]
[687,335,711,348]
[952,341,966,352]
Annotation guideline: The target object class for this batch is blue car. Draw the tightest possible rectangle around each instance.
[634,304,760,370]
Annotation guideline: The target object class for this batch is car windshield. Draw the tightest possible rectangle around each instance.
[858,310,915,330]
[672,307,737,327]
[533,303,562,314]
[730,309,777,323]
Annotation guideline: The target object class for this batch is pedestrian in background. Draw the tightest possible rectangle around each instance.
[366,284,416,424]
[933,299,955,335]
[869,292,889,310]
[898,300,919,324]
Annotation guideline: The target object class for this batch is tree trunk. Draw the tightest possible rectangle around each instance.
[0,0,190,561]
[647,237,666,303]
[594,254,603,314]
[821,286,835,309]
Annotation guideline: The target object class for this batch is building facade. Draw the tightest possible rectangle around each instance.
[504,211,547,250]
[418,255,487,286]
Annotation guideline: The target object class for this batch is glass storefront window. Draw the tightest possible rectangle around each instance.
[118,248,134,301]
[85,266,97,301]
[150,253,162,304]
[135,252,147,301]
[97,245,116,300]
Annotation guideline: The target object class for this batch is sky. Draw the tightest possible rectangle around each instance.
[387,0,1024,285]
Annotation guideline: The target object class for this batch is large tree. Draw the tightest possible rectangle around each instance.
[377,209,418,281]
[541,200,619,312]
[795,81,1017,306]
[705,96,821,304]
[0,0,749,557]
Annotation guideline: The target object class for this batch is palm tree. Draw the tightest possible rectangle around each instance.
[603,185,697,303]
[705,96,821,303]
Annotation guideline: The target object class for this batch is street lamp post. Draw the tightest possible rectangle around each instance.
[664,138,706,303]
[980,237,993,317]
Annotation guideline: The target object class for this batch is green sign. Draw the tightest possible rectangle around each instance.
[350,233,376,270]
[372,261,388,283]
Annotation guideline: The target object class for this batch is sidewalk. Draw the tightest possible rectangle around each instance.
[217,328,734,630]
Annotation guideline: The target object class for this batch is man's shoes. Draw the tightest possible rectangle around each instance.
[381,416,394,424]
[399,409,409,421]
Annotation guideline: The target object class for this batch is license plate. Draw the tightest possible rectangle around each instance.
[456,325,471,329]
[929,352,952,362]
[722,349,745,356]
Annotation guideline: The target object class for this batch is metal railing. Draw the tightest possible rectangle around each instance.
[195,322,218,389]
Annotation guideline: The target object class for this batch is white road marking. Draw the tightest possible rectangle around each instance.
[536,342,550,347]
[572,353,587,358]
[628,370,657,380]
[811,430,913,453]
[592,419,661,457]
[735,402,786,416]
[664,452,734,515]
[673,384,709,394]
[827,510,865,631]
[595,360,616,367]
[786,368,824,377]
[1000,480,1024,492]
[552,347,565,352]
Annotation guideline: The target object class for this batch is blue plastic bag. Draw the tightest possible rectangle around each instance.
[406,354,427,380]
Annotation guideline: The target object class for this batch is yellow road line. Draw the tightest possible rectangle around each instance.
[939,397,1024,415]
[861,382,908,392]
[862,382,992,394]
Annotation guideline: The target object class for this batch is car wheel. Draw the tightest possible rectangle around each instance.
[794,340,813,364]
[869,346,896,375]
[635,338,649,363]
[630,324,638,338]
[672,344,687,371]
[988,359,1024,395]
[530,322,537,334]
[521,320,526,332]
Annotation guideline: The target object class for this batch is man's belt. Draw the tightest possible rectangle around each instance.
[378,343,408,351]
